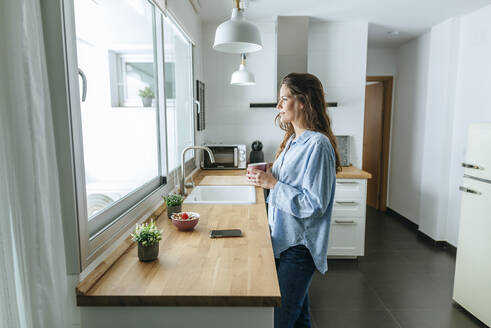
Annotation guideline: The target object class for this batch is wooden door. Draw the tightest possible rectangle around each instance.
[363,82,384,209]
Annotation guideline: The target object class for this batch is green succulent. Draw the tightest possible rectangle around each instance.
[163,194,184,207]
[138,86,155,98]
[131,220,162,247]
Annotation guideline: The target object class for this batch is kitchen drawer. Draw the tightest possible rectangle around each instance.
[335,179,366,200]
[332,199,365,217]
[328,216,365,257]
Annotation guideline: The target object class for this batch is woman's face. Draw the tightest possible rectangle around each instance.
[277,84,303,125]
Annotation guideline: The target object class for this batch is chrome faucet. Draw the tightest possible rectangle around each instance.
[180,146,215,195]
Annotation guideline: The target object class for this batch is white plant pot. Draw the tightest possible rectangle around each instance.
[141,97,153,107]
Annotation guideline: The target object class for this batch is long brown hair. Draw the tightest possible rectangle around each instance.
[275,73,341,172]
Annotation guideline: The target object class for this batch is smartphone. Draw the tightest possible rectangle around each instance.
[209,229,242,238]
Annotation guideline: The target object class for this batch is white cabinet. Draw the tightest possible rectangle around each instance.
[328,179,367,258]
[453,177,491,327]
[462,123,491,181]
[452,123,491,327]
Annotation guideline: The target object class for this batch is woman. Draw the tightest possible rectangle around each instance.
[247,73,341,328]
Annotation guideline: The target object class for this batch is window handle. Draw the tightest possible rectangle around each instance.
[78,68,87,102]
[194,100,200,113]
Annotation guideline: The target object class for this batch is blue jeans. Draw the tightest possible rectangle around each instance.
[274,245,316,328]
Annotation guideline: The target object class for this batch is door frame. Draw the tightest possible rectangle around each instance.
[366,76,393,211]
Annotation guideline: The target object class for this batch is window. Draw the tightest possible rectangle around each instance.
[62,0,195,270]
[109,52,156,107]
[74,0,161,240]
[163,16,195,172]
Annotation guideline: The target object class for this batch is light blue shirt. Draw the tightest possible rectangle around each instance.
[266,130,336,274]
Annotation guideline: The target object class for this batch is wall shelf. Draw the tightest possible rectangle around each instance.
[250,102,338,108]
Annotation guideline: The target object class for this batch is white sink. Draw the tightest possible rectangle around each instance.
[183,185,256,204]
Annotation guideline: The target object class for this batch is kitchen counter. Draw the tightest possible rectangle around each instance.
[76,167,370,307]
[196,166,371,184]
[76,169,281,307]
[336,165,372,179]
[75,167,371,327]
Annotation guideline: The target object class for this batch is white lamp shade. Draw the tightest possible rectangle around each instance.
[213,8,262,53]
[231,64,255,86]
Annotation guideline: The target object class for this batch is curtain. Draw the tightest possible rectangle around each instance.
[0,0,71,327]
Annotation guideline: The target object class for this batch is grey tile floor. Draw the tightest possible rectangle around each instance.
[309,207,488,328]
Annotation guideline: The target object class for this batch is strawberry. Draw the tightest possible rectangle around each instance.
[181,213,189,220]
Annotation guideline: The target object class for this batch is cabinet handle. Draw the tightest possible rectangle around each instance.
[462,162,484,170]
[334,220,356,224]
[336,201,358,206]
[459,186,481,195]
[337,181,358,185]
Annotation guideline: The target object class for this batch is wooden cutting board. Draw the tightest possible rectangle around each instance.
[199,175,250,186]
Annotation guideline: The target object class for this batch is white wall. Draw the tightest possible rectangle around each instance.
[446,4,491,246]
[308,21,369,168]
[388,33,431,225]
[418,18,460,241]
[202,22,284,162]
[202,20,369,164]
[389,4,491,246]
[366,48,397,76]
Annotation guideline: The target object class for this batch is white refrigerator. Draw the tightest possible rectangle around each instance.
[453,122,491,327]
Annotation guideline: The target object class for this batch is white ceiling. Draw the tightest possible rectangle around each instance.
[194,0,491,47]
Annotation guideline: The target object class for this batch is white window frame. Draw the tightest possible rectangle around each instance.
[162,12,196,176]
[70,1,171,270]
[42,0,196,273]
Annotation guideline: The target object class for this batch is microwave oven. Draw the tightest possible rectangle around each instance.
[201,144,247,169]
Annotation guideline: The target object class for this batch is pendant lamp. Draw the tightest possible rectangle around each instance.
[213,0,262,53]
[231,54,255,86]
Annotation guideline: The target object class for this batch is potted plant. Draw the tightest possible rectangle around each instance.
[138,86,154,107]
[131,220,162,262]
[163,194,184,219]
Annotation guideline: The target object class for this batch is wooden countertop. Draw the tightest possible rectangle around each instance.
[337,166,372,179]
[76,166,369,307]
[197,166,371,182]
[76,170,281,307]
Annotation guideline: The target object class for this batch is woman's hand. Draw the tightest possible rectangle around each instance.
[246,169,278,190]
